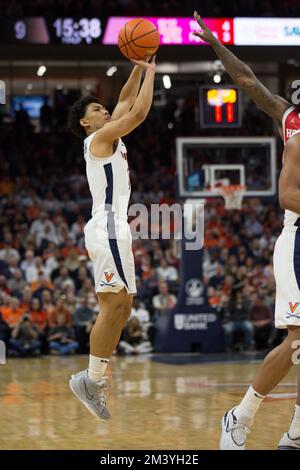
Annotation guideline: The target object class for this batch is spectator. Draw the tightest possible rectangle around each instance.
[73,296,94,352]
[209,265,225,290]
[28,298,48,336]
[153,280,177,317]
[41,289,56,319]
[30,211,55,241]
[118,317,153,355]
[1,297,25,328]
[9,313,41,357]
[48,297,72,327]
[20,285,33,310]
[62,286,77,313]
[156,257,178,282]
[7,269,26,295]
[40,97,53,131]
[26,256,50,283]
[78,278,95,298]
[203,250,220,279]
[222,290,254,352]
[47,312,78,355]
[53,267,75,291]
[0,238,20,264]
[130,297,152,335]
[73,265,91,292]
[20,249,35,274]
[32,274,53,301]
[250,294,274,349]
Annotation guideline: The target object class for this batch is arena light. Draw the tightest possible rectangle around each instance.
[163,74,172,89]
[213,73,222,84]
[106,66,117,77]
[37,65,46,76]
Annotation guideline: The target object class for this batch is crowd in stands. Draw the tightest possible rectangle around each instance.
[0,78,286,358]
[0,0,298,18]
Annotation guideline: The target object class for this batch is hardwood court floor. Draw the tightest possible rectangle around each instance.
[0,354,298,450]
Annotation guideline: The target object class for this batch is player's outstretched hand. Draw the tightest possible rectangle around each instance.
[192,11,218,45]
[131,55,156,71]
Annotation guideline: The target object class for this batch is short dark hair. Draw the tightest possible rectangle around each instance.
[67,95,100,139]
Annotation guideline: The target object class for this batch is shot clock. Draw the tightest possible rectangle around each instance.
[199,85,241,128]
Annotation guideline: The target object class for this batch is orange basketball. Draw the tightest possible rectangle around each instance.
[118,18,160,61]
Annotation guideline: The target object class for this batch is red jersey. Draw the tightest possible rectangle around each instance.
[282,106,300,145]
[282,106,300,227]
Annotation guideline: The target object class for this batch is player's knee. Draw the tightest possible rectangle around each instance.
[110,303,129,324]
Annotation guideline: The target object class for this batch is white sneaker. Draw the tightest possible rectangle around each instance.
[220,407,250,450]
[278,432,300,450]
[69,369,111,420]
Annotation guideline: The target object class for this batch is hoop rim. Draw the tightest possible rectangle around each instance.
[216,184,246,196]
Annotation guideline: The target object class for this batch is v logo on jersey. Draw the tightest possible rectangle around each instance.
[104,272,114,283]
[289,302,300,314]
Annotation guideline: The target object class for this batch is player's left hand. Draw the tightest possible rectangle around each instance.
[130,55,156,71]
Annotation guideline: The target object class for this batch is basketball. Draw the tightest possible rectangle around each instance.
[118,18,160,61]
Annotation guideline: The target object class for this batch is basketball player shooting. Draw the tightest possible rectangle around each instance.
[67,56,156,420]
[193,11,300,449]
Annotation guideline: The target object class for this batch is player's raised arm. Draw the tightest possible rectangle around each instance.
[193,11,290,123]
[92,56,156,147]
[279,133,300,213]
[111,65,143,121]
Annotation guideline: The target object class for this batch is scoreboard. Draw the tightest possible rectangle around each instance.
[0,17,102,45]
[0,16,233,46]
[0,17,299,46]
[199,86,241,128]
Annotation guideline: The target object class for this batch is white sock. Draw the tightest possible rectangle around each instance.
[234,385,265,427]
[288,405,300,439]
[88,355,109,383]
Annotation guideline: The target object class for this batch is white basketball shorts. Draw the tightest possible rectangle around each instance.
[84,214,137,295]
[274,227,300,328]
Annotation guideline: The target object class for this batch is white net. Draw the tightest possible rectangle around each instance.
[216,185,246,210]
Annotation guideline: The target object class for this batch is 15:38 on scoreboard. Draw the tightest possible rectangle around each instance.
[199,85,241,128]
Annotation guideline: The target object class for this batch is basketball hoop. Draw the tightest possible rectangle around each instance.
[215,184,246,210]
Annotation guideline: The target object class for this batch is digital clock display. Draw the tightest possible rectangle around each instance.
[7,17,103,44]
[53,18,102,44]
[199,85,241,128]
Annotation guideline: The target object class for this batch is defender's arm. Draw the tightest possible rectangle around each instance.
[193,11,290,123]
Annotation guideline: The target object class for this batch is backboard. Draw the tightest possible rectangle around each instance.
[176,137,277,198]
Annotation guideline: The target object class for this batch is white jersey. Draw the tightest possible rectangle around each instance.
[83,131,131,220]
